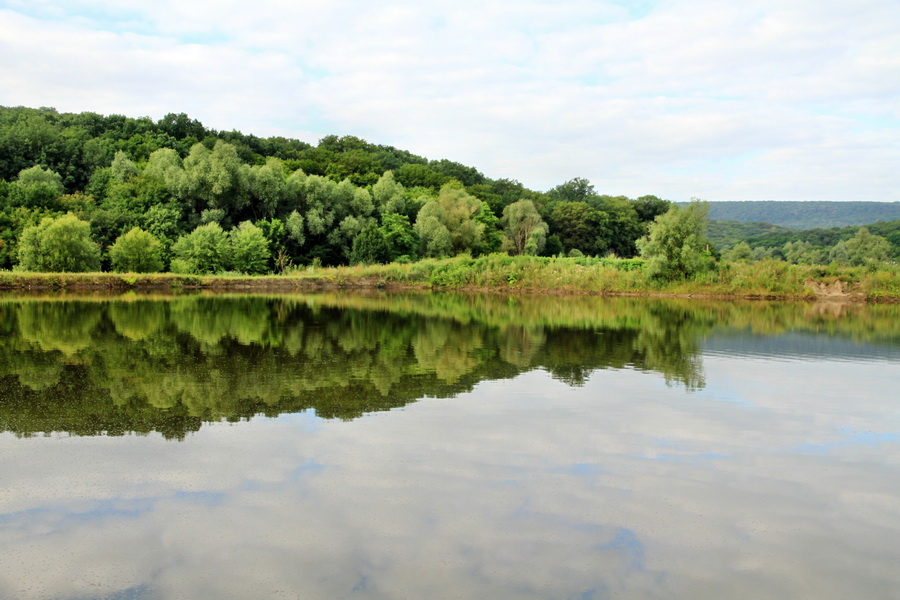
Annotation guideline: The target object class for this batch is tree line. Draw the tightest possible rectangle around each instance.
[0,106,672,274]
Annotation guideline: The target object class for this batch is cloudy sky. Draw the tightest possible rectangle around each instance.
[1,0,898,201]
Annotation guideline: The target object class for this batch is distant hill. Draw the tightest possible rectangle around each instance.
[689,201,900,230]
[706,220,792,249]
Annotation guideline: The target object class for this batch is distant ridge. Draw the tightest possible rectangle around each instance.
[687,201,900,230]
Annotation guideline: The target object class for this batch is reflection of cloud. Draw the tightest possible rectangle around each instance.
[1,357,900,599]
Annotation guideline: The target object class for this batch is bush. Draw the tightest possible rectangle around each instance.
[171,222,232,274]
[16,213,101,272]
[109,227,164,273]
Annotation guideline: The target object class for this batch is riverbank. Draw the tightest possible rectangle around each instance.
[1,255,898,301]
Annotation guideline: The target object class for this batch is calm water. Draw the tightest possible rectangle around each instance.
[0,293,898,600]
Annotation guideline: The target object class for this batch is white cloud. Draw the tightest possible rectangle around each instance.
[0,0,898,200]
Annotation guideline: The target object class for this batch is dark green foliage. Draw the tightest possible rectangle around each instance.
[549,201,606,255]
[380,213,419,262]
[350,222,390,265]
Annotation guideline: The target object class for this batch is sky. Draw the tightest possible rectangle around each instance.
[1,0,898,201]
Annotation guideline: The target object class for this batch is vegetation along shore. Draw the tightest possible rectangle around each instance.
[1,105,897,300]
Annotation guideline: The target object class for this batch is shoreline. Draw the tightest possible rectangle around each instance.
[0,270,895,302]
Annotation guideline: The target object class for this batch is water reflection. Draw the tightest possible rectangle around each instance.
[1,293,898,439]
[0,294,899,599]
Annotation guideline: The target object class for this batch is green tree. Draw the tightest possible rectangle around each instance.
[373,170,407,216]
[380,213,418,261]
[16,213,101,272]
[230,221,271,274]
[631,195,672,223]
[547,177,595,203]
[109,227,164,273]
[722,241,753,263]
[549,201,606,255]
[414,184,485,258]
[837,227,891,266]
[110,150,138,183]
[636,201,715,280]
[170,222,232,274]
[350,222,389,265]
[501,200,549,255]
[12,165,64,210]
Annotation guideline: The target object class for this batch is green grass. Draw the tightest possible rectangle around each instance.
[1,256,897,300]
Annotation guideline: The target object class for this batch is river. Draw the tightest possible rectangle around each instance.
[0,293,898,599]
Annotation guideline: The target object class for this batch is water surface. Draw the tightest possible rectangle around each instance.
[0,293,898,599]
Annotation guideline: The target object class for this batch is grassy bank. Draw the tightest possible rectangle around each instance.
[1,254,898,300]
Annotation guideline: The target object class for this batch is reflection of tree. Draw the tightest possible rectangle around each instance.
[0,294,896,439]
[17,302,103,355]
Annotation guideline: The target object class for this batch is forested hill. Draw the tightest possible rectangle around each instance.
[697,201,900,230]
[0,105,673,271]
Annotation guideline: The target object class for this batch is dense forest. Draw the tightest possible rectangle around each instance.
[0,105,671,273]
[2,105,896,275]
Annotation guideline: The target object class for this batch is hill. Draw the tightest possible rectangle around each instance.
[697,201,900,230]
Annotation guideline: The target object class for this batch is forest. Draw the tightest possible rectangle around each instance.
[1,105,896,277]
[0,105,671,274]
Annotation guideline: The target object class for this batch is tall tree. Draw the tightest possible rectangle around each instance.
[501,200,549,256]
[637,201,715,280]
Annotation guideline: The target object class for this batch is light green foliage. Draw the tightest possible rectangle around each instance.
[636,201,715,280]
[200,208,225,225]
[109,227,164,273]
[782,240,826,265]
[832,227,891,266]
[414,184,484,258]
[285,210,305,246]
[247,157,286,219]
[144,148,184,191]
[373,171,407,216]
[16,213,101,272]
[180,141,249,218]
[414,203,453,258]
[230,221,270,274]
[171,222,232,274]
[16,165,64,191]
[501,200,549,256]
[142,204,183,248]
[722,241,753,262]
[110,150,138,183]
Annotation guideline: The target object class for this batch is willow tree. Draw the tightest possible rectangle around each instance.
[414,184,484,258]
[636,200,715,280]
[16,213,101,272]
[501,200,548,256]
